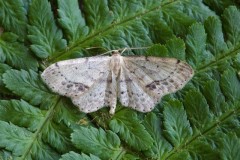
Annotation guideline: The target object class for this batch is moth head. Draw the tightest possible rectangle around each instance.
[111,50,120,55]
[110,51,122,76]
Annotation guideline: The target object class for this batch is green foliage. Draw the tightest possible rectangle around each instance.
[0,0,239,159]
[163,100,193,147]
[3,69,57,109]
[0,100,44,131]
[0,121,33,156]
[109,109,153,151]
[0,63,11,94]
[60,151,100,160]
[0,32,38,70]
[0,0,27,39]
[222,6,240,47]
[28,0,67,58]
[71,126,122,159]
[143,113,172,159]
[58,0,88,43]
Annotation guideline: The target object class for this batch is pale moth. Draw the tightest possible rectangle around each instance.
[41,49,194,114]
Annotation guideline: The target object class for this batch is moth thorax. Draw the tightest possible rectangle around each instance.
[110,53,122,76]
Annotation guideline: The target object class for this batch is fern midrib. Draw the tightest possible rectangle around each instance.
[19,97,61,160]
[196,44,240,74]
[48,0,181,62]
[163,44,240,159]
[114,116,152,149]
[164,103,240,159]
[114,148,126,160]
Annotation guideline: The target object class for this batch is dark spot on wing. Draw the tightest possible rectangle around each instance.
[151,85,157,89]
[154,80,160,85]
[177,60,180,64]
[179,68,184,72]
[55,63,59,67]
[67,84,73,88]
[145,56,149,61]
[146,82,157,90]
[162,81,168,85]
[181,73,189,80]
[78,85,85,91]
[120,78,132,83]
[126,78,132,82]
[173,83,179,89]
[107,76,112,83]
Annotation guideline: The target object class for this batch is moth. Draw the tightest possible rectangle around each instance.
[41,50,194,114]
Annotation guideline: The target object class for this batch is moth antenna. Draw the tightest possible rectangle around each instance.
[96,50,118,56]
[96,46,150,56]
[120,48,127,55]
[117,46,151,53]
[127,46,150,50]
